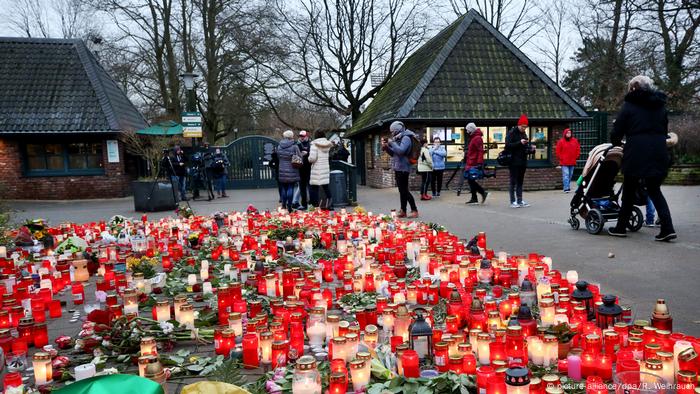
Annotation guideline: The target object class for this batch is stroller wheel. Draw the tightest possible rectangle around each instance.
[585,208,605,235]
[627,206,644,232]
[569,217,580,230]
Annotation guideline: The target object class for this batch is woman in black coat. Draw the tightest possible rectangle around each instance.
[608,75,676,241]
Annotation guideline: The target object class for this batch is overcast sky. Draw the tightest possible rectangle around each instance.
[0,0,583,86]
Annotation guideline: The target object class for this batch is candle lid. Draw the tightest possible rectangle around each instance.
[141,336,156,344]
[349,359,365,369]
[33,352,51,361]
[260,331,273,340]
[345,333,359,342]
[545,388,564,394]
[644,359,662,370]
[332,337,347,345]
[179,303,193,312]
[679,348,698,362]
[449,355,463,363]
[229,312,242,321]
[272,340,288,350]
[434,341,448,350]
[656,351,673,361]
[678,370,697,380]
[477,332,491,341]
[329,372,346,382]
[506,367,530,386]
[296,355,317,370]
[543,335,557,343]
[542,374,559,383]
[357,352,371,361]
[327,314,340,323]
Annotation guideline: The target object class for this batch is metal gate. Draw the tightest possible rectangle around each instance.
[221,135,278,189]
[570,111,609,169]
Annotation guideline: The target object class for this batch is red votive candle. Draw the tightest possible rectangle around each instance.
[581,351,596,378]
[557,358,568,375]
[597,354,613,381]
[32,306,46,323]
[33,322,49,347]
[487,375,507,394]
[477,366,496,393]
[48,300,62,318]
[585,376,606,394]
[329,372,347,394]
[391,335,404,352]
[490,341,506,364]
[463,353,477,374]
[3,372,22,390]
[11,337,27,354]
[242,333,259,369]
[401,349,420,378]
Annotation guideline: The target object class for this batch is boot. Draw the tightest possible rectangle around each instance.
[409,211,419,218]
[397,210,407,218]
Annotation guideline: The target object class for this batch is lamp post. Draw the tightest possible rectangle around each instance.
[180,72,199,146]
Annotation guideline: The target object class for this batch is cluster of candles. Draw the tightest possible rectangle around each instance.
[3,209,700,394]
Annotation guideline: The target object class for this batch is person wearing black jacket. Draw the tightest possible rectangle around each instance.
[505,114,534,208]
[269,147,283,203]
[296,130,312,209]
[607,75,676,242]
[172,146,188,201]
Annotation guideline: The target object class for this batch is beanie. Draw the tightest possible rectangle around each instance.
[518,114,529,126]
[466,123,477,134]
[389,121,405,135]
[283,130,294,139]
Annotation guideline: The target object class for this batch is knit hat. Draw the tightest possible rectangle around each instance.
[299,130,308,137]
[466,123,477,134]
[283,130,294,139]
[518,114,529,126]
[389,121,405,135]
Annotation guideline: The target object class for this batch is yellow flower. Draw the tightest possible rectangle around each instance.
[34,231,44,240]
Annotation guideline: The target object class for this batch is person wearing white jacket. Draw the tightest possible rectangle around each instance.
[308,130,334,210]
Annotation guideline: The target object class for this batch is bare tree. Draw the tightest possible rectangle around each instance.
[447,0,541,47]
[90,0,182,117]
[631,0,700,109]
[255,0,431,125]
[4,0,95,38]
[535,0,572,84]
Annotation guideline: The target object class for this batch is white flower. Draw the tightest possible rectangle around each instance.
[159,321,175,334]
[193,311,200,319]
[101,340,111,347]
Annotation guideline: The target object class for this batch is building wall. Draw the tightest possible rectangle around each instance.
[361,123,570,191]
[0,136,132,200]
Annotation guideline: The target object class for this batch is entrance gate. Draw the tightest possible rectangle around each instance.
[221,135,278,189]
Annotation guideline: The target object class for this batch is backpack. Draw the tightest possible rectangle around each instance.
[407,135,421,165]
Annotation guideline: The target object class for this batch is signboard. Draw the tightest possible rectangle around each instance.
[181,111,202,138]
[106,140,120,163]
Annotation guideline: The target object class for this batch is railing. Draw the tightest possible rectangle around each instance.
[330,160,358,203]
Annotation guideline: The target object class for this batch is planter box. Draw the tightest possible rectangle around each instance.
[132,181,177,212]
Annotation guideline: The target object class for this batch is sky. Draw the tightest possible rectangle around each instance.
[0,0,583,88]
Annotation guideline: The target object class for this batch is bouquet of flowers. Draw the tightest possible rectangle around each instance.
[176,203,194,219]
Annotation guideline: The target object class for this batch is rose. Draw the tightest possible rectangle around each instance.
[52,356,70,370]
[55,336,74,349]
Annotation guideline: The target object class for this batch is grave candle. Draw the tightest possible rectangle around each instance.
[229,312,243,337]
[478,332,492,365]
[74,363,96,381]
[242,333,259,368]
[155,300,170,322]
[350,360,369,392]
[260,331,273,364]
[140,336,157,356]
[179,303,194,329]
[33,352,52,385]
[174,294,187,322]
[401,349,420,377]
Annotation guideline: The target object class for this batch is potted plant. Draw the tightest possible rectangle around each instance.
[121,130,184,212]
[546,322,576,359]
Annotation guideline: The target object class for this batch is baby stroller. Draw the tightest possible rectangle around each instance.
[568,143,645,234]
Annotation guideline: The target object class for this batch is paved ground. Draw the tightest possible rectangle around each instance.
[7,184,700,335]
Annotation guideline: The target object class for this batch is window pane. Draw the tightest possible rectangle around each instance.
[446,144,464,162]
[67,143,102,169]
[47,156,64,170]
[487,127,507,160]
[530,127,549,160]
[67,143,86,169]
[26,144,46,170]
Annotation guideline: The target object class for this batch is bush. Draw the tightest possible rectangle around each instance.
[670,113,700,164]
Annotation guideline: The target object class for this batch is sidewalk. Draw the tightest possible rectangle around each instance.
[7,185,700,334]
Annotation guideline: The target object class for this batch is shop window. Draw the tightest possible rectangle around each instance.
[24,142,104,176]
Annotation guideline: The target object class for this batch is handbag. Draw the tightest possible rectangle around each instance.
[464,166,484,180]
[497,150,512,166]
[291,154,303,168]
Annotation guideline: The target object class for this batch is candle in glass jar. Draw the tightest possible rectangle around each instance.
[657,351,674,384]
[187,274,197,286]
[401,350,420,377]
[155,300,170,322]
[350,360,369,392]
[33,352,52,385]
[173,294,187,322]
[140,336,157,356]
[528,337,544,366]
[229,312,243,337]
[260,331,273,364]
[478,333,492,365]
[179,303,195,329]
[242,333,259,368]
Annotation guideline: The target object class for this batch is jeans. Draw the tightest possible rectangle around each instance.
[299,169,310,207]
[310,184,332,208]
[280,182,296,210]
[615,176,674,234]
[467,178,485,201]
[645,196,656,224]
[509,166,526,203]
[395,171,417,212]
[171,176,186,200]
[431,169,444,195]
[419,172,431,195]
[562,165,575,191]
[214,175,226,194]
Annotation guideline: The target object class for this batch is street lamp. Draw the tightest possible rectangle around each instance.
[179,72,200,146]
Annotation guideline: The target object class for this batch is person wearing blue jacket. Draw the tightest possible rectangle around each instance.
[382,121,419,218]
[430,137,447,197]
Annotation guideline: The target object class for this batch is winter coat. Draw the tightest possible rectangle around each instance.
[417,146,433,172]
[384,129,417,172]
[430,145,447,170]
[466,129,485,169]
[173,153,187,177]
[297,139,312,171]
[308,138,333,185]
[330,144,350,161]
[555,136,581,166]
[611,89,670,178]
[505,126,530,167]
[277,138,301,183]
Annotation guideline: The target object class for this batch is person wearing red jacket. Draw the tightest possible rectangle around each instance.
[465,123,488,204]
[555,128,581,193]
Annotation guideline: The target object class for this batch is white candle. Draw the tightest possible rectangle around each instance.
[74,363,96,381]
[0,246,6,258]
[200,267,209,281]
[202,282,213,295]
[224,264,231,275]
[33,353,52,385]
[307,323,326,347]
[124,303,139,316]
[530,337,544,366]
[292,380,322,394]
[566,270,579,285]
[187,274,197,286]
[393,292,406,304]
[477,334,491,365]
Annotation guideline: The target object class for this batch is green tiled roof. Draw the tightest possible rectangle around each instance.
[348,10,587,137]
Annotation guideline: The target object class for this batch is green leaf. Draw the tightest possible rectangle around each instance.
[186,364,204,372]
[116,355,130,363]
[176,349,191,357]
[417,386,433,394]
[168,356,185,365]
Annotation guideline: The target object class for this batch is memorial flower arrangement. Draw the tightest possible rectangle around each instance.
[0,207,696,394]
